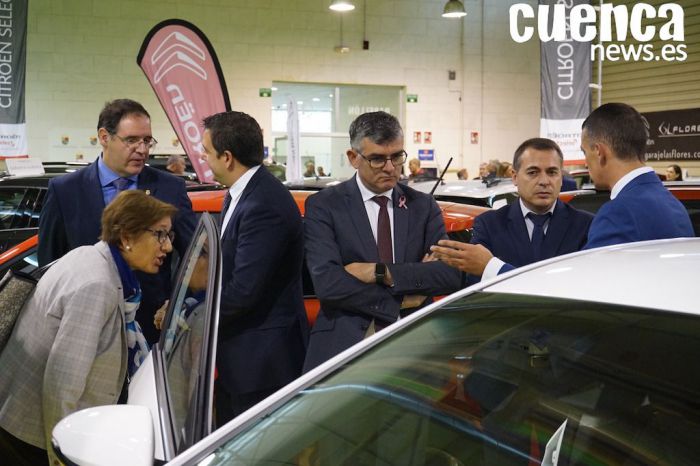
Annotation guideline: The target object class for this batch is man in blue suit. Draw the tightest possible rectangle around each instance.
[38,99,196,344]
[200,111,309,424]
[581,102,693,248]
[431,138,593,280]
[302,112,462,371]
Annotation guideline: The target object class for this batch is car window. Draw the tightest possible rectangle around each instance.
[195,292,700,465]
[158,213,220,457]
[0,188,27,230]
[680,199,700,237]
[567,191,610,214]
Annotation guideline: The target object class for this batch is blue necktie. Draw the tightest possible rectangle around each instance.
[527,212,551,262]
[113,177,130,192]
[110,177,131,204]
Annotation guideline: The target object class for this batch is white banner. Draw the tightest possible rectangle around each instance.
[540,118,585,161]
[285,96,301,181]
[0,123,27,157]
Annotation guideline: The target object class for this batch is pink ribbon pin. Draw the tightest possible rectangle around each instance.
[398,195,407,209]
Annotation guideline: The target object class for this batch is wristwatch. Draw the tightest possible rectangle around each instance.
[375,263,387,285]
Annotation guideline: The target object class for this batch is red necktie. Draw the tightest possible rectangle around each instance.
[373,196,393,263]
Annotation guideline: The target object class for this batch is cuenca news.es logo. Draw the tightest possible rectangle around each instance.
[509,2,686,62]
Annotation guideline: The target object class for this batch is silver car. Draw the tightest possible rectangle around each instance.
[53,227,700,465]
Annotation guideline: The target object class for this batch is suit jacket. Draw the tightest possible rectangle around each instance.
[585,171,694,249]
[0,241,127,454]
[472,199,593,277]
[303,176,462,371]
[37,160,196,343]
[216,167,309,396]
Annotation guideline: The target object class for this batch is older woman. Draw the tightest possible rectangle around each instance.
[0,190,177,465]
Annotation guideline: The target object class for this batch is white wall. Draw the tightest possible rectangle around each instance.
[26,0,540,178]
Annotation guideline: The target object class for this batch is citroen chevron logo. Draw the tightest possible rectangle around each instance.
[151,31,208,84]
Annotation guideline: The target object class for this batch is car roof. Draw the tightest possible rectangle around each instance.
[410,178,517,199]
[483,238,700,315]
[0,173,60,187]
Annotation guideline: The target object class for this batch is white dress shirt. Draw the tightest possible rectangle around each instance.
[610,166,654,200]
[220,165,261,238]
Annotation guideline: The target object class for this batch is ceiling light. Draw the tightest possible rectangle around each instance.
[442,0,467,18]
[312,97,320,102]
[271,87,278,91]
[329,0,355,12]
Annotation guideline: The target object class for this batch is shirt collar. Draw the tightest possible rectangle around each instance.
[97,154,138,187]
[519,197,556,219]
[610,166,654,199]
[355,174,393,203]
[227,165,261,200]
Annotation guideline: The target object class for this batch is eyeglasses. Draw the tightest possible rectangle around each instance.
[356,149,408,169]
[146,228,175,245]
[113,134,158,150]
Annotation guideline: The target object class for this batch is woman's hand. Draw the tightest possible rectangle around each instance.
[154,300,169,330]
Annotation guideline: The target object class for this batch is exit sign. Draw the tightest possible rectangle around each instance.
[259,88,272,97]
[406,94,418,103]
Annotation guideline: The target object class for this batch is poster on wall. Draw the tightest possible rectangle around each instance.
[539,0,591,163]
[643,108,700,161]
[138,19,231,183]
[0,0,28,158]
[418,149,434,161]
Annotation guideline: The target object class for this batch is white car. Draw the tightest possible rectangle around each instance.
[53,227,700,465]
[410,178,519,208]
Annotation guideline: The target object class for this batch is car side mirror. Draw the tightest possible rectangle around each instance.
[52,405,154,466]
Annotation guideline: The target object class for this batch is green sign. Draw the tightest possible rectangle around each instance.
[406,94,418,103]
[259,88,272,97]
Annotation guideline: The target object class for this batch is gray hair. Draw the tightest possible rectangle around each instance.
[349,111,403,151]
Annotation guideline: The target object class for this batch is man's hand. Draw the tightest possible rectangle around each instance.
[430,240,493,276]
[345,262,395,286]
[345,262,375,284]
[401,295,426,309]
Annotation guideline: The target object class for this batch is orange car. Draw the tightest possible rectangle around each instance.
[1,188,488,325]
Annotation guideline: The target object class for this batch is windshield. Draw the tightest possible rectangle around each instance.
[198,292,700,465]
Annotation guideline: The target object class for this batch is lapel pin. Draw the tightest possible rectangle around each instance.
[145,189,151,195]
[398,195,407,209]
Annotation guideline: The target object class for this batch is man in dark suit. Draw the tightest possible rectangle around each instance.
[580,102,693,248]
[38,99,196,343]
[430,138,593,280]
[200,111,308,424]
[302,112,462,371]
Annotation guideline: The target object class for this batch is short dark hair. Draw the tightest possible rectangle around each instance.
[101,190,177,246]
[513,138,563,170]
[202,111,264,167]
[97,99,150,134]
[349,111,403,151]
[582,102,648,162]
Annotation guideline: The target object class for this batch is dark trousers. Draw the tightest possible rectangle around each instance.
[214,379,277,428]
[0,427,48,466]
